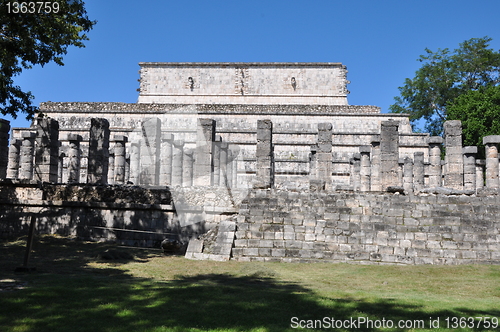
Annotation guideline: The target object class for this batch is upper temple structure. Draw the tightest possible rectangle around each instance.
[3,62,500,265]
[137,62,350,105]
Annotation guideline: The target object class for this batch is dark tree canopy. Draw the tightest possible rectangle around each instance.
[0,0,95,119]
[390,37,500,135]
[447,85,500,158]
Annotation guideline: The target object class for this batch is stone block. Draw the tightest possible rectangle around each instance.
[463,146,477,154]
[428,136,444,144]
[271,249,285,257]
[234,239,248,247]
[259,240,274,248]
[258,248,271,256]
[483,135,500,145]
[185,239,203,254]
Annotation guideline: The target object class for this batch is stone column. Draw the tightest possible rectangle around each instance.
[359,145,371,192]
[67,134,82,184]
[428,136,443,187]
[213,135,222,186]
[57,145,64,183]
[87,118,109,185]
[35,117,59,183]
[129,142,140,185]
[309,145,318,180]
[317,123,333,190]
[140,117,161,185]
[226,148,233,188]
[398,158,404,186]
[463,146,477,190]
[231,146,239,188]
[0,119,10,179]
[403,157,413,193]
[476,159,485,190]
[125,152,130,184]
[380,120,399,189]
[370,137,381,191]
[194,119,216,186]
[483,135,500,189]
[171,140,184,186]
[423,162,430,187]
[443,120,463,189]
[19,132,36,180]
[220,142,228,187]
[107,147,115,184]
[113,135,128,185]
[182,148,194,187]
[227,144,240,189]
[350,153,361,191]
[160,133,173,186]
[413,152,425,191]
[254,119,274,189]
[6,138,21,179]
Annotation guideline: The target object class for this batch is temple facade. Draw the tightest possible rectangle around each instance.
[9,62,429,190]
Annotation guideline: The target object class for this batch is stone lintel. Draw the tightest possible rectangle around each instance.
[21,131,36,139]
[67,133,82,141]
[483,135,500,145]
[428,136,444,144]
[463,146,478,154]
[112,135,128,142]
[381,120,399,128]
[359,145,371,153]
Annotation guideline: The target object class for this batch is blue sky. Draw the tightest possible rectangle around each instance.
[6,0,500,130]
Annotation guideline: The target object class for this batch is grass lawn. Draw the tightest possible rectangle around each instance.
[0,235,499,331]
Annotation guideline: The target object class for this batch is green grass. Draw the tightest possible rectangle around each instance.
[0,235,499,331]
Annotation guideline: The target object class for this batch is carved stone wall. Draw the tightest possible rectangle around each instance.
[138,62,350,105]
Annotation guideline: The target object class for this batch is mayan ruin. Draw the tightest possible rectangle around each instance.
[1,62,499,265]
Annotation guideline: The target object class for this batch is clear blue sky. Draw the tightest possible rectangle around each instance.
[6,0,500,130]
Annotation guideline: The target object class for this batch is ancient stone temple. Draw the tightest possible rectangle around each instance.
[10,62,428,190]
[2,62,500,265]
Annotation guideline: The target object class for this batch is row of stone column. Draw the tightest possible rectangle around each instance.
[2,118,239,187]
[123,118,239,188]
[351,139,490,193]
[2,116,243,188]
[347,120,500,192]
[5,118,59,182]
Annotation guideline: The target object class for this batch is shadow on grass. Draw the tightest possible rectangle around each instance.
[1,237,499,332]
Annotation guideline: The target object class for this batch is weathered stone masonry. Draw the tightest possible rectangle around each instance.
[230,190,500,264]
[2,62,500,265]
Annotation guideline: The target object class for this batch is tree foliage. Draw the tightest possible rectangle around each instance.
[0,0,95,119]
[390,37,500,135]
[447,85,500,158]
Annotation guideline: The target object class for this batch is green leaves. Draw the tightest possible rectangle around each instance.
[390,37,500,136]
[447,85,500,158]
[0,0,96,119]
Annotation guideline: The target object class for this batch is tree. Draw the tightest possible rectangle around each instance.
[0,0,95,120]
[447,85,500,158]
[390,37,500,135]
